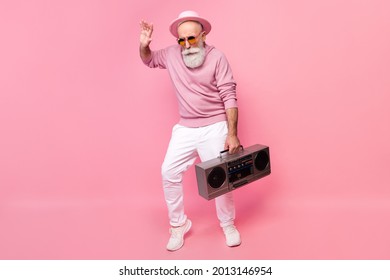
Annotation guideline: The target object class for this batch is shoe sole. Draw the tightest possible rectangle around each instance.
[227,240,242,247]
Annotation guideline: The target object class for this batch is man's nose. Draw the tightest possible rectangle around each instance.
[185,40,191,49]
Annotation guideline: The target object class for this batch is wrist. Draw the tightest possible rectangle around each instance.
[227,130,238,137]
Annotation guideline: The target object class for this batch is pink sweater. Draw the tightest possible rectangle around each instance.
[142,44,238,127]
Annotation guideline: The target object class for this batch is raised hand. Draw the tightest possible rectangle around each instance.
[139,20,153,48]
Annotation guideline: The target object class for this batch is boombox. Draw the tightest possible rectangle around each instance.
[195,144,271,200]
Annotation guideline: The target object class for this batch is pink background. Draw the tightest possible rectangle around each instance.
[1,0,389,259]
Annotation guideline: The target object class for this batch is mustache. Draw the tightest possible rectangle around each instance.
[182,47,201,56]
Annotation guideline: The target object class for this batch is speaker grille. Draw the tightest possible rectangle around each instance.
[207,167,226,189]
[254,150,269,171]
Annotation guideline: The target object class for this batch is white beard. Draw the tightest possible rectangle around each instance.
[181,43,206,68]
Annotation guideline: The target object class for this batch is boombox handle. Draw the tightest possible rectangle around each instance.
[218,145,244,158]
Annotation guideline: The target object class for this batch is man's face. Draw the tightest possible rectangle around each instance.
[177,21,206,68]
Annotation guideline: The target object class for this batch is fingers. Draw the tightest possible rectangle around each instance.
[140,20,153,33]
[225,136,241,154]
[225,144,239,154]
[139,20,153,48]
[229,145,240,154]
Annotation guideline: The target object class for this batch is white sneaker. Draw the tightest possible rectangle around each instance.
[223,225,241,247]
[166,219,192,251]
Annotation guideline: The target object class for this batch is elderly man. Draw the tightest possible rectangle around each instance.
[139,11,241,251]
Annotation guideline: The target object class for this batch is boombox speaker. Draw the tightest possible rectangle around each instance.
[195,144,271,200]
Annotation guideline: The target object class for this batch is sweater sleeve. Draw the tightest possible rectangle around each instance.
[215,53,238,109]
[142,48,168,69]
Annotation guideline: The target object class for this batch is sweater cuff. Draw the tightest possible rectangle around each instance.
[224,98,238,109]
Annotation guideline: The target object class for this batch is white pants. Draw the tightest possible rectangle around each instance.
[161,121,235,228]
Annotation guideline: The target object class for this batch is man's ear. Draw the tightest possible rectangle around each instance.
[201,32,206,42]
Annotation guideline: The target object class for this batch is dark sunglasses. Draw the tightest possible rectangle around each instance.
[177,32,203,46]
